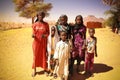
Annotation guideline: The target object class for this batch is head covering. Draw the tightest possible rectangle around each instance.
[60,14,68,21]
[37,11,45,18]
[59,14,68,24]
[35,11,45,22]
[75,15,83,25]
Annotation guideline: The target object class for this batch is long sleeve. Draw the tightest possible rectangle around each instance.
[53,43,59,59]
[32,23,36,37]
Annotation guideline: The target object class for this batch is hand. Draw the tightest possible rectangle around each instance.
[82,46,85,50]
[70,47,73,52]
[32,34,35,38]
[82,45,87,50]
[41,34,46,38]
[55,59,59,66]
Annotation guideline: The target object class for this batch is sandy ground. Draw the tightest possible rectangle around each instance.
[0,27,120,80]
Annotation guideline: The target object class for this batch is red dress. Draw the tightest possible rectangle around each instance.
[32,22,49,70]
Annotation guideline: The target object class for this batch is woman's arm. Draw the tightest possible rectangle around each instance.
[32,23,37,38]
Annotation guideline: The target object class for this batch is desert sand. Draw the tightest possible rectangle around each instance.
[0,27,120,80]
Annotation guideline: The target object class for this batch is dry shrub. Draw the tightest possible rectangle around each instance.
[0,22,31,31]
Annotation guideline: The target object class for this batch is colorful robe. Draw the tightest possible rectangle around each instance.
[32,22,49,70]
[72,24,86,59]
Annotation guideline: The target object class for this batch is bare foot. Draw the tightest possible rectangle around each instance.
[32,71,36,77]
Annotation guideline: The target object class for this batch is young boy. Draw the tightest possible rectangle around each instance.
[53,31,70,80]
[84,28,97,75]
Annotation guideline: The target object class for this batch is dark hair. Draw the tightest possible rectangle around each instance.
[37,11,45,17]
[35,18,38,22]
[88,28,95,33]
[35,11,45,22]
[60,30,67,35]
[59,14,68,22]
[51,26,55,31]
[75,15,83,25]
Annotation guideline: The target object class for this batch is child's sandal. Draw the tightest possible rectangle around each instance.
[53,73,57,79]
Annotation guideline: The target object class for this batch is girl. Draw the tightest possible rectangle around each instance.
[47,26,59,76]
[53,31,70,80]
[32,12,49,77]
[70,15,86,75]
[84,28,97,75]
[56,14,71,40]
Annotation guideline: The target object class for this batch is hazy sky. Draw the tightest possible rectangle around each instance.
[0,0,110,23]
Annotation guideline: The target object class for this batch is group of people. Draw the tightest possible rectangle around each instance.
[31,11,97,80]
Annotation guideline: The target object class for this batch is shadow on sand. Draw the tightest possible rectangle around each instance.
[69,63,113,80]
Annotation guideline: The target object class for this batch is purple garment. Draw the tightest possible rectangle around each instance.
[72,26,86,58]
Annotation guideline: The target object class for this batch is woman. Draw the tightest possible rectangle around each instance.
[32,11,49,77]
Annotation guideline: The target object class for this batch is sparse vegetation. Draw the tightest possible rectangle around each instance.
[103,0,120,29]
[0,22,31,31]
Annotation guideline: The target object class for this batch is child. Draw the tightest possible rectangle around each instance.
[56,15,71,40]
[53,31,70,80]
[84,28,97,75]
[47,26,59,76]
[70,15,86,75]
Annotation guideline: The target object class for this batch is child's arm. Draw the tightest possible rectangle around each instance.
[82,39,86,50]
[95,37,97,57]
[68,38,73,53]
[66,43,70,59]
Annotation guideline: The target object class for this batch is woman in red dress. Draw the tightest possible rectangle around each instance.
[32,12,49,77]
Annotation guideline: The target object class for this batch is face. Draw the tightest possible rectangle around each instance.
[37,13,45,21]
[75,16,82,25]
[60,17,67,25]
[60,32,67,41]
[89,29,95,37]
[51,27,55,37]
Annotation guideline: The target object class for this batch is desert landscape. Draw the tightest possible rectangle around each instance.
[0,21,120,80]
[1,0,120,80]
